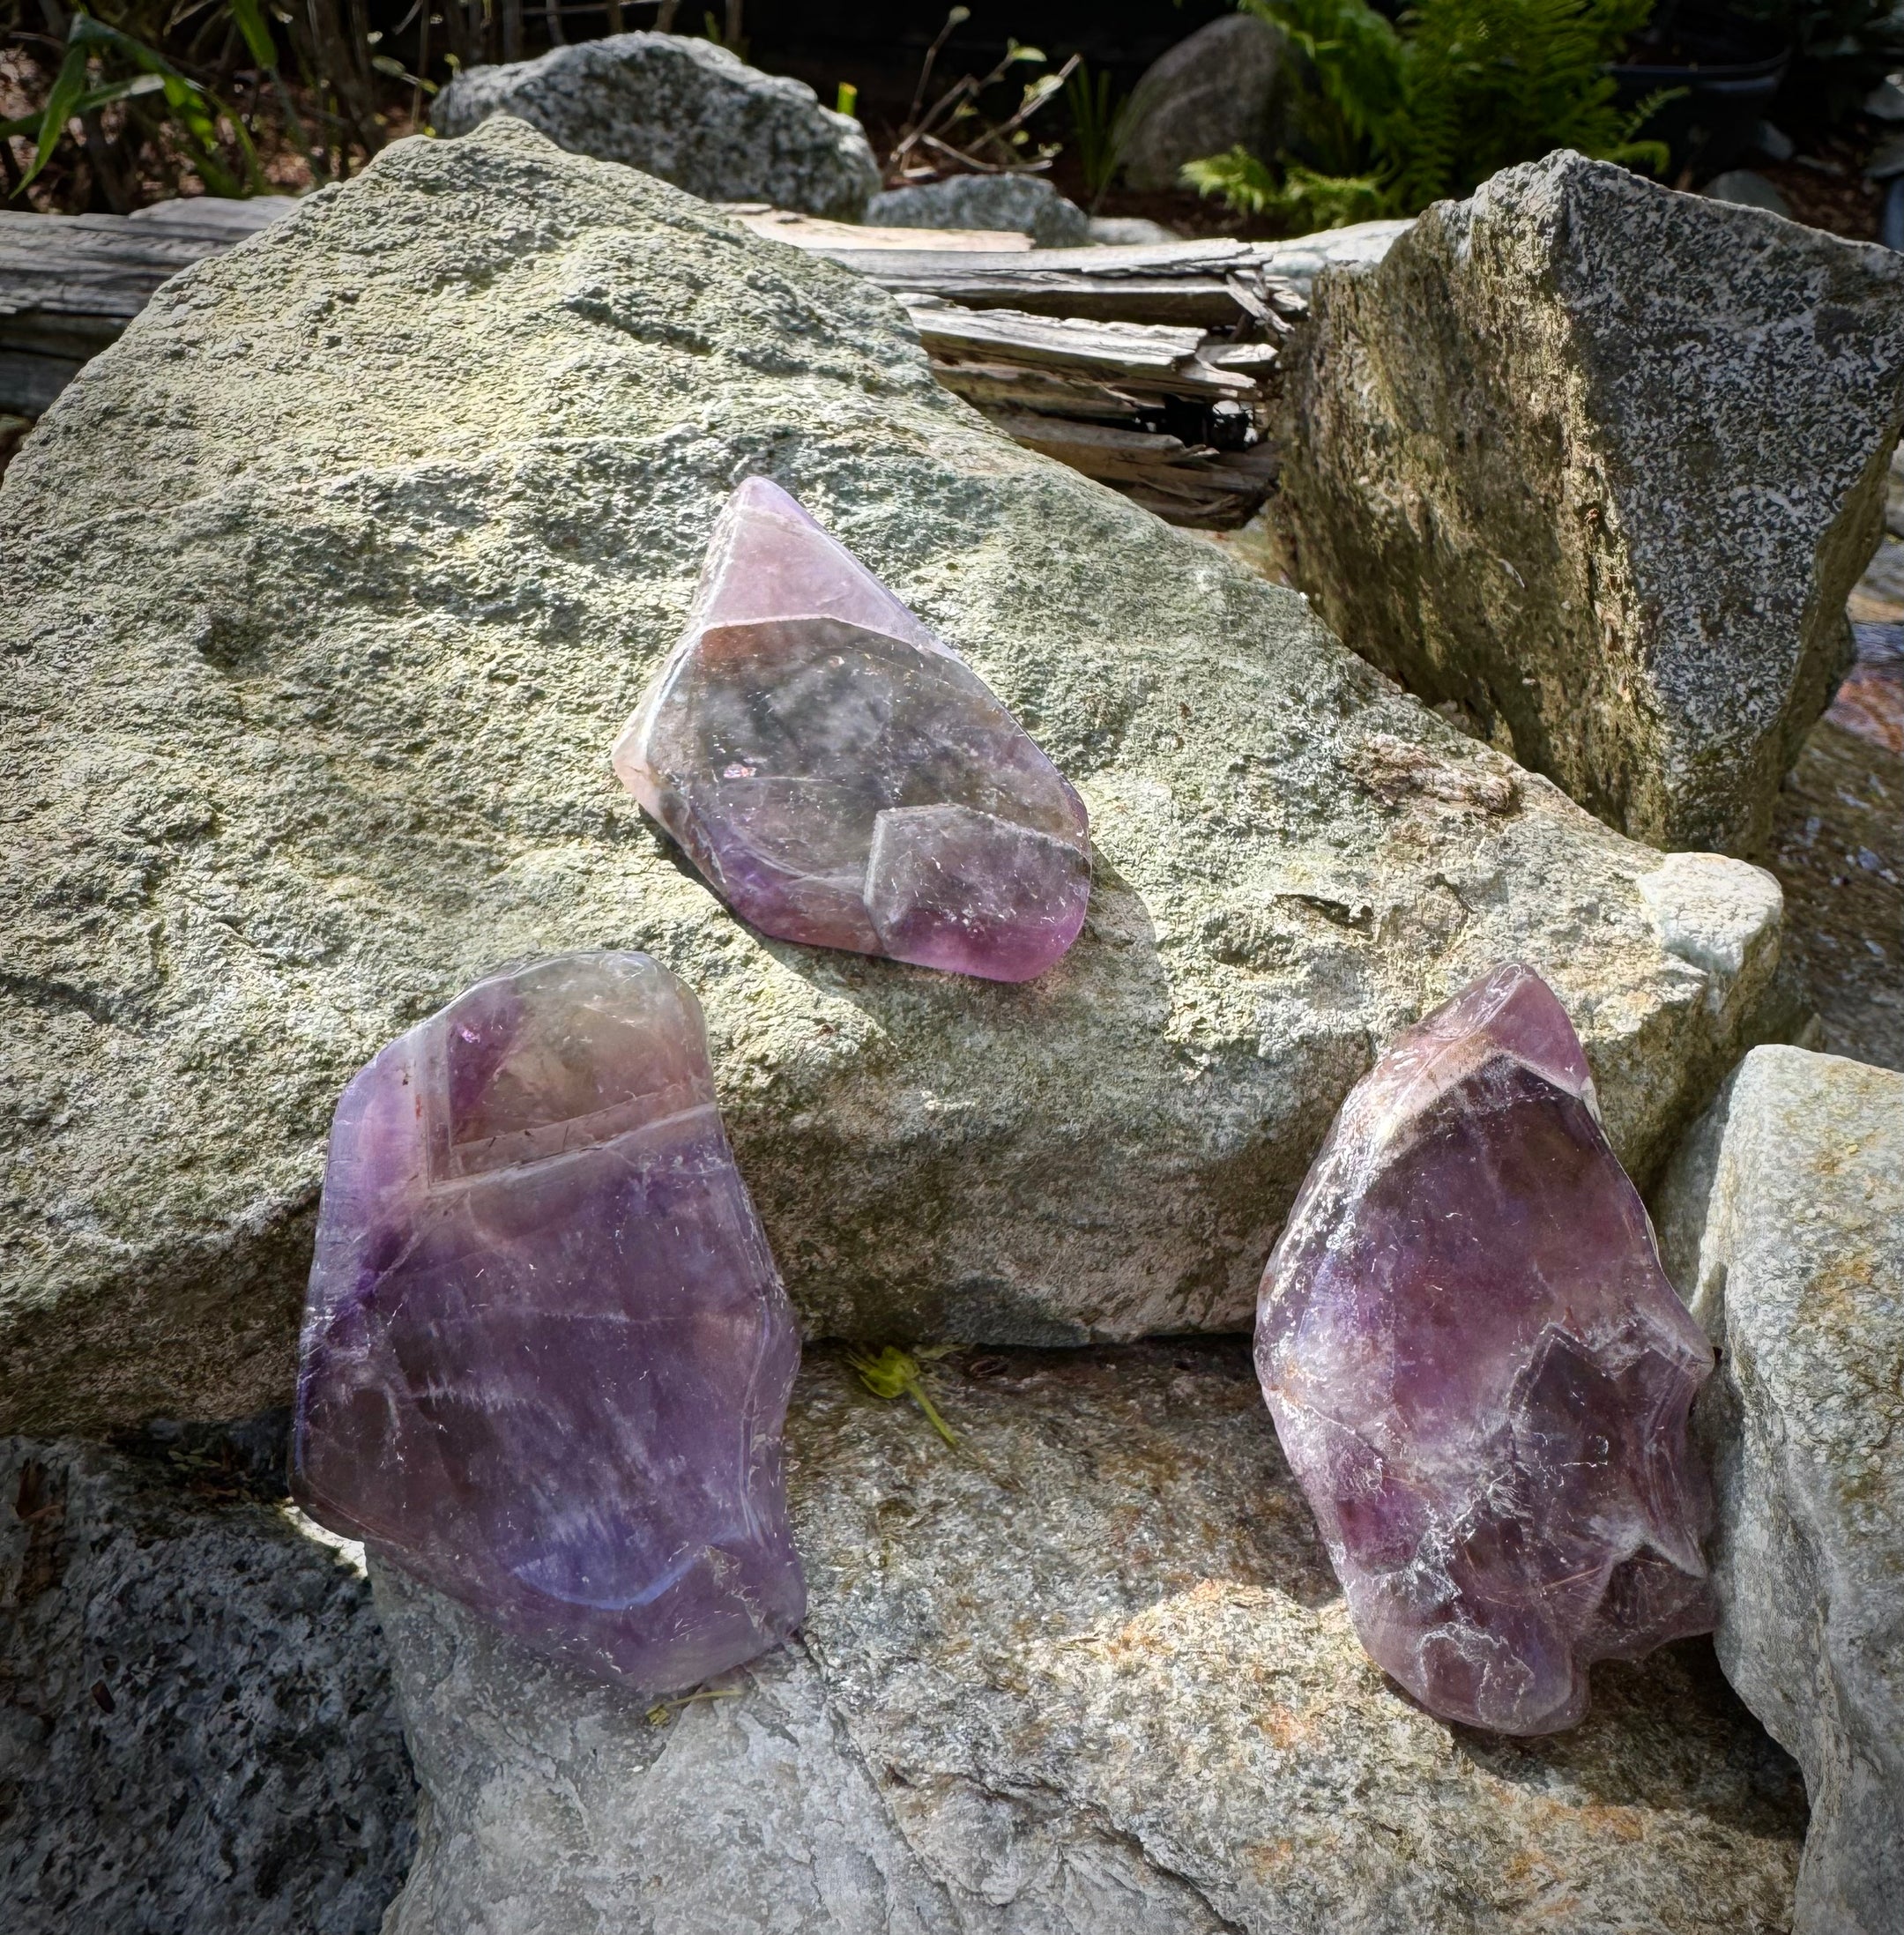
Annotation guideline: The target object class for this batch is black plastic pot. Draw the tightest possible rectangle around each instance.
[1610,5,1792,179]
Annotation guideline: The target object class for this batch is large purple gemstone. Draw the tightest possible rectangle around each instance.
[613,476,1090,983]
[292,950,805,1693]
[1257,964,1715,1734]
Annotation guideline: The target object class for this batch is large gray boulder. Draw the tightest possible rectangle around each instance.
[0,1426,413,1931]
[376,1341,1809,1933]
[1121,13,1287,194]
[866,175,1090,249]
[433,36,879,220]
[1268,150,1904,857]
[0,119,1797,1435]
[1655,1046,1904,1935]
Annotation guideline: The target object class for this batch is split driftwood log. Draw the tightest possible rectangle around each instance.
[898,292,1290,528]
[796,227,1408,530]
[0,205,1359,527]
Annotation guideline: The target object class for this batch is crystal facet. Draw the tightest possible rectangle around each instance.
[1256,963,1715,1734]
[292,949,805,1693]
[613,476,1090,981]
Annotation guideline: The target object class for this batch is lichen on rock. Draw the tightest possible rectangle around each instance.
[1268,150,1904,857]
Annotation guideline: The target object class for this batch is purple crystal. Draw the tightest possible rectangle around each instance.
[1256,964,1715,1735]
[613,476,1090,982]
[291,950,805,1693]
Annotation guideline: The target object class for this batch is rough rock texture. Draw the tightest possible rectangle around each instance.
[1121,13,1287,193]
[1255,215,1414,289]
[294,950,805,1691]
[1655,1047,1904,1935]
[433,36,879,220]
[1259,964,1717,1735]
[0,120,1800,1435]
[378,1342,1809,1934]
[1269,150,1904,856]
[1768,524,1904,1072]
[0,1424,414,1933]
[1769,634,1903,1072]
[866,175,1090,249]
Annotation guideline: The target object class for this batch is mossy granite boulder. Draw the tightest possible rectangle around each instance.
[1268,151,1904,857]
[0,120,1797,1434]
[1655,1047,1904,1935]
[376,1343,1809,1935]
[432,32,880,220]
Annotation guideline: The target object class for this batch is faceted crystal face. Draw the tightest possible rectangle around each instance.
[292,950,806,1693]
[614,476,1090,982]
[1256,963,1715,1735]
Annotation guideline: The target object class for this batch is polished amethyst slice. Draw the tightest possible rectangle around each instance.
[1256,963,1715,1734]
[292,950,805,1693]
[612,476,1090,982]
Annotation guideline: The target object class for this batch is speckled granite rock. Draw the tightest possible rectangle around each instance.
[1655,1046,1904,1935]
[866,176,1090,249]
[0,120,1799,1435]
[1269,150,1904,856]
[378,1343,1808,1934]
[1768,588,1903,1071]
[0,1425,413,1933]
[433,36,879,220]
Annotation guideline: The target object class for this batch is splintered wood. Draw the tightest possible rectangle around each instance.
[1,205,1308,525]
[807,240,1310,529]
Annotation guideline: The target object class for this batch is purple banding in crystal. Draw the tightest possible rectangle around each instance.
[293,949,805,1693]
[1257,963,1715,1734]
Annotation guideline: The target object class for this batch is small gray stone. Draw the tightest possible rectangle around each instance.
[1654,1046,1904,1935]
[0,1427,413,1932]
[378,1343,1809,1934]
[432,33,879,220]
[1084,215,1179,246]
[1704,168,1793,216]
[867,175,1090,248]
[1268,150,1904,855]
[0,120,1800,1436]
[1121,13,1287,193]
[1253,215,1414,291]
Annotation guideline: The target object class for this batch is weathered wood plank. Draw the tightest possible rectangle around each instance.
[720,205,1033,253]
[0,202,294,411]
[898,296,1256,396]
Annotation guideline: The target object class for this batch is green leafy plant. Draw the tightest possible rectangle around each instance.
[883,8,1074,187]
[846,1346,959,1447]
[1185,0,1677,226]
[1063,61,1142,207]
[10,8,265,196]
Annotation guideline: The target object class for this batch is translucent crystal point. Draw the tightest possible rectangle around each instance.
[613,476,1090,982]
[292,950,805,1693]
[1257,963,1715,1735]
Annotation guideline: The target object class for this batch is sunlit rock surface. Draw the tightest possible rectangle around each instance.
[0,119,1804,1433]
[1269,150,1904,855]
[614,476,1091,983]
[376,1343,1806,1935]
[1656,1046,1904,1934]
[293,949,804,1693]
[1258,964,1717,1734]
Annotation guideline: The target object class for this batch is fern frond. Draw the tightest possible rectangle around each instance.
[1181,145,1283,215]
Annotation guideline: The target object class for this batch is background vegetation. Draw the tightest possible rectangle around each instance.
[4,0,1899,227]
